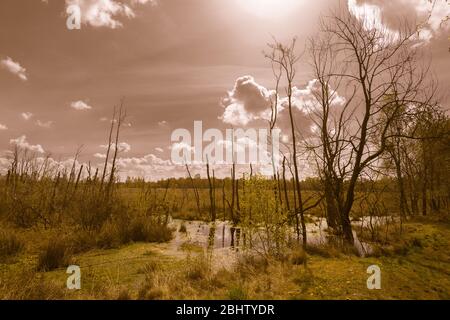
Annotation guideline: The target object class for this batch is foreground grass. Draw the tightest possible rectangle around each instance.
[1,218,449,300]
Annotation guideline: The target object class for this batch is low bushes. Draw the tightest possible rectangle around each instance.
[0,268,66,300]
[97,216,174,248]
[0,230,24,261]
[37,237,72,272]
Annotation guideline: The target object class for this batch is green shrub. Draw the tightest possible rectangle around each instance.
[127,217,173,243]
[97,222,121,249]
[227,286,247,300]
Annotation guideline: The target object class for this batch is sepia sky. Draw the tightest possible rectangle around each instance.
[0,0,449,180]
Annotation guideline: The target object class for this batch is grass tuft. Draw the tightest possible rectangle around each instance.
[37,238,72,272]
[0,230,24,262]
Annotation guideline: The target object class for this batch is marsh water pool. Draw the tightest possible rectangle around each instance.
[155,216,379,270]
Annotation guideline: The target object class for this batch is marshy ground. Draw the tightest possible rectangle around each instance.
[1,216,449,300]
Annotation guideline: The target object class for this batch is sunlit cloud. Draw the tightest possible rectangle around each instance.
[100,142,131,153]
[348,0,450,44]
[21,112,33,120]
[93,153,107,158]
[65,0,157,29]
[10,135,45,154]
[36,120,53,128]
[220,75,274,126]
[1,57,28,81]
[70,100,92,110]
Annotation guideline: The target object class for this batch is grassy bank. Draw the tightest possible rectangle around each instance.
[1,217,448,300]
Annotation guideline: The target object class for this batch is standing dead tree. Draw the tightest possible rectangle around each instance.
[185,163,201,215]
[107,100,127,195]
[206,157,216,221]
[100,106,117,190]
[265,38,308,247]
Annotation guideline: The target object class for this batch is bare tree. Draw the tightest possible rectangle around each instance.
[265,38,308,247]
[306,8,439,243]
[185,163,201,215]
[107,100,127,193]
[206,156,216,221]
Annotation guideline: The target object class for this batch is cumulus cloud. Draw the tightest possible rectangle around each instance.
[10,135,45,154]
[170,141,194,154]
[220,76,274,126]
[100,142,131,153]
[21,112,33,120]
[221,103,254,126]
[220,76,345,134]
[0,124,7,130]
[348,0,400,42]
[65,0,156,29]
[348,0,450,44]
[70,100,92,110]
[114,153,176,180]
[1,57,28,81]
[155,147,164,153]
[131,0,157,5]
[290,79,346,114]
[94,153,107,158]
[36,120,53,128]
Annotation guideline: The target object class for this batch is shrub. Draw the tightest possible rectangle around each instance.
[410,237,423,248]
[289,246,307,265]
[306,243,341,258]
[236,254,269,276]
[138,283,164,300]
[228,286,247,300]
[69,230,97,253]
[127,217,173,243]
[0,268,66,300]
[37,238,72,272]
[139,261,160,276]
[97,222,121,249]
[0,230,24,261]
[185,255,209,281]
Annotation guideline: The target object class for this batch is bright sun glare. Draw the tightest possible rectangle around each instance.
[235,0,303,19]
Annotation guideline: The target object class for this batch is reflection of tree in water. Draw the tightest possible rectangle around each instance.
[207,225,216,251]
[206,224,216,271]
[222,224,225,248]
[230,227,241,250]
[230,227,235,248]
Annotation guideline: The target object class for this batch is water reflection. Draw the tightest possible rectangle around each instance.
[168,216,374,259]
